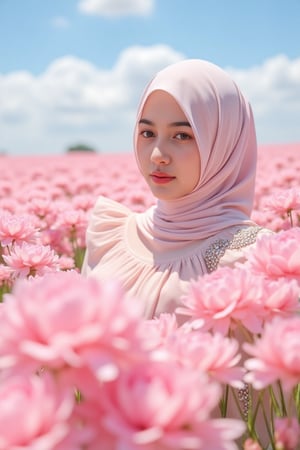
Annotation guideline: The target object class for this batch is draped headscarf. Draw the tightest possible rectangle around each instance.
[133,59,257,247]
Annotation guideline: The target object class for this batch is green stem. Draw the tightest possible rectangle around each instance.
[219,384,229,417]
[260,394,276,450]
[287,209,294,227]
[0,281,12,302]
[269,385,281,416]
[74,247,85,270]
[277,380,287,417]
[68,226,85,270]
[294,384,300,421]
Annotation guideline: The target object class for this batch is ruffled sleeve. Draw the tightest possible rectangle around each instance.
[81,196,131,276]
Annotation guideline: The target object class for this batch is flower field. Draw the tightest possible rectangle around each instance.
[0,143,300,449]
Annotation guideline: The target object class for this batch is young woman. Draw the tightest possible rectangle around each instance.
[82,59,267,319]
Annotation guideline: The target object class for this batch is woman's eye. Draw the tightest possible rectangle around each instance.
[175,132,191,140]
[141,130,154,138]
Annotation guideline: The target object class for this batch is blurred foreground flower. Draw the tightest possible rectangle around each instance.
[0,373,74,450]
[0,271,246,450]
[274,417,300,450]
[0,271,143,380]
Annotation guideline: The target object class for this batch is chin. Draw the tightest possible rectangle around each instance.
[151,192,178,201]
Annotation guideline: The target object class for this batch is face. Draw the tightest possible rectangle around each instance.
[136,90,201,201]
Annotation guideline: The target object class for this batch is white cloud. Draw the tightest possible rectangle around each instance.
[0,49,299,155]
[0,45,183,155]
[226,54,300,145]
[78,0,154,16]
[50,16,70,28]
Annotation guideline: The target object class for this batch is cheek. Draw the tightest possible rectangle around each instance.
[135,142,148,175]
[191,166,201,190]
[185,149,201,188]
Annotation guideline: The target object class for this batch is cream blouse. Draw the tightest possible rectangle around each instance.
[82,197,267,320]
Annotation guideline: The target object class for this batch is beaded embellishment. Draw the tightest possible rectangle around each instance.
[238,383,250,418]
[204,226,262,273]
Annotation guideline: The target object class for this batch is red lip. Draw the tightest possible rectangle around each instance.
[150,171,175,184]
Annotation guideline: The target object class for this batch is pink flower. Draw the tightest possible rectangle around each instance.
[58,255,75,270]
[0,198,20,214]
[243,438,262,450]
[177,266,264,335]
[244,316,300,391]
[2,241,60,277]
[0,212,39,246]
[0,271,143,379]
[71,193,96,212]
[139,313,179,350]
[0,373,73,450]
[0,264,13,284]
[53,209,88,251]
[264,187,300,216]
[260,277,300,322]
[41,227,70,255]
[102,360,245,450]
[274,417,300,450]
[27,197,54,220]
[54,209,88,233]
[63,367,117,450]
[170,329,244,388]
[140,316,244,388]
[245,228,300,282]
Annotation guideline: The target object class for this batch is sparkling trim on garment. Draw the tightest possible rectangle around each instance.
[238,383,250,419]
[204,226,262,273]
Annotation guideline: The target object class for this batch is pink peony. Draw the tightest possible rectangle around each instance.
[102,360,245,450]
[2,241,60,277]
[0,212,39,246]
[244,316,300,391]
[259,277,300,322]
[139,313,180,351]
[169,329,244,388]
[140,316,244,388]
[177,266,265,335]
[58,255,76,270]
[264,187,300,216]
[26,198,52,226]
[0,373,73,450]
[274,417,300,450]
[71,193,96,212]
[62,367,117,450]
[245,228,300,281]
[54,209,88,232]
[0,271,143,379]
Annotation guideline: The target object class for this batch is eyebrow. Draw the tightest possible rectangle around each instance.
[139,118,191,127]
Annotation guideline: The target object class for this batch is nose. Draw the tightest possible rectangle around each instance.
[150,145,171,165]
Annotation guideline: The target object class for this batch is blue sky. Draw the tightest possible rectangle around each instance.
[0,0,300,155]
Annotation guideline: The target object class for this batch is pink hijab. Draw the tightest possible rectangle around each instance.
[134,59,257,246]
